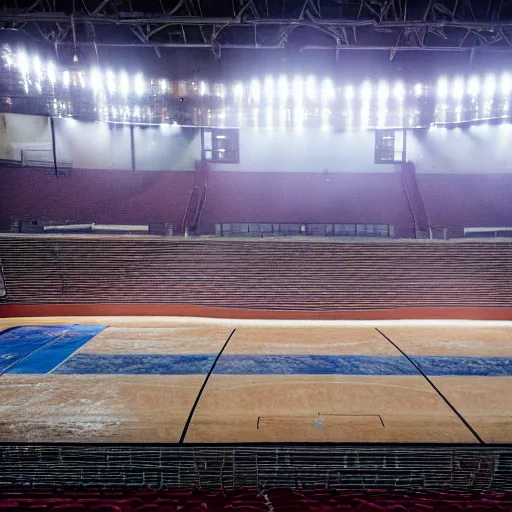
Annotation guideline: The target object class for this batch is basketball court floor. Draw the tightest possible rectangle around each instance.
[0,316,511,444]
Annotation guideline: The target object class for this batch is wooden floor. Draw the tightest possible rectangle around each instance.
[1,316,511,444]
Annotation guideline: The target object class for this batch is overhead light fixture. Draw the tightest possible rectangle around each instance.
[361,81,372,101]
[483,74,496,97]
[467,75,479,97]
[62,70,70,88]
[120,71,130,96]
[134,73,145,95]
[278,75,289,103]
[437,76,448,98]
[106,70,116,94]
[263,76,274,102]
[414,83,423,97]
[305,75,317,101]
[250,78,261,104]
[393,81,405,101]
[452,77,464,100]
[321,78,335,102]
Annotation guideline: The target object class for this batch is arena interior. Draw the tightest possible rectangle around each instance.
[2,0,512,510]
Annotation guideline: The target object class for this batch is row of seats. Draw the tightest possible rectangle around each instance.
[1,236,512,310]
[1,487,512,511]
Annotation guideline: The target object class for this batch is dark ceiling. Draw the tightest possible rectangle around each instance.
[2,0,512,80]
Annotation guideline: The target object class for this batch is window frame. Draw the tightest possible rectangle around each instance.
[374,129,406,164]
[202,128,240,163]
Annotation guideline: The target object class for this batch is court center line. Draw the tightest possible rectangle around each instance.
[375,328,485,445]
[179,328,237,444]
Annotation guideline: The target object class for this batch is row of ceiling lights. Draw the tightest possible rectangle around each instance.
[5,50,512,103]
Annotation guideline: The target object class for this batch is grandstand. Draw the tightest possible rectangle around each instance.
[2,0,512,509]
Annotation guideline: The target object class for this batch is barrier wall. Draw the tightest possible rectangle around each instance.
[2,168,512,238]
[1,236,511,315]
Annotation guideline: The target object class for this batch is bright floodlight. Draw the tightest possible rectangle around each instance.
[414,83,423,97]
[321,78,335,102]
[305,75,317,101]
[47,62,56,84]
[293,106,304,128]
[62,70,70,88]
[263,76,274,102]
[345,85,354,100]
[393,81,405,101]
[233,82,243,101]
[159,79,167,93]
[250,78,261,104]
[377,80,389,102]
[3,51,13,68]
[78,71,86,88]
[134,73,145,95]
[483,74,496,97]
[17,51,29,75]
[214,83,225,99]
[377,106,387,128]
[467,75,479,97]
[437,76,448,98]
[199,81,208,96]
[33,56,42,78]
[452,77,464,100]
[361,81,372,101]
[501,72,512,96]
[120,71,130,95]
[90,68,102,92]
[107,71,116,94]
[292,76,304,104]
[278,75,289,103]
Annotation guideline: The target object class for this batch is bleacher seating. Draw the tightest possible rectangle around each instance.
[0,235,511,311]
[1,487,512,511]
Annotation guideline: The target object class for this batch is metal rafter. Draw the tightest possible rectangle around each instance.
[2,0,512,57]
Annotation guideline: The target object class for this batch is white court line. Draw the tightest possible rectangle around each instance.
[2,316,512,328]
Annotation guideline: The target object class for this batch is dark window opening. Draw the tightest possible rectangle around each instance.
[375,129,406,164]
[215,223,395,238]
[202,128,239,163]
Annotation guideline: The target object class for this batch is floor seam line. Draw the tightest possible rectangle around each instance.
[375,327,485,445]
[179,328,236,444]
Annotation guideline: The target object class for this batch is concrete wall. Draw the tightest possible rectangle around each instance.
[133,125,201,171]
[210,127,397,173]
[199,171,415,237]
[4,113,512,175]
[408,124,512,174]
[417,173,512,237]
[55,119,132,170]
[0,113,52,162]
[55,120,201,171]
[0,168,194,227]
[0,115,201,171]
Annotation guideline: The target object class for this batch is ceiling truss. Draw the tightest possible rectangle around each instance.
[2,0,512,60]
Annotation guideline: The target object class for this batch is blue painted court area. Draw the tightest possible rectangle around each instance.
[54,354,512,377]
[412,355,512,377]
[54,354,417,375]
[55,354,216,375]
[2,326,512,377]
[0,325,106,374]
